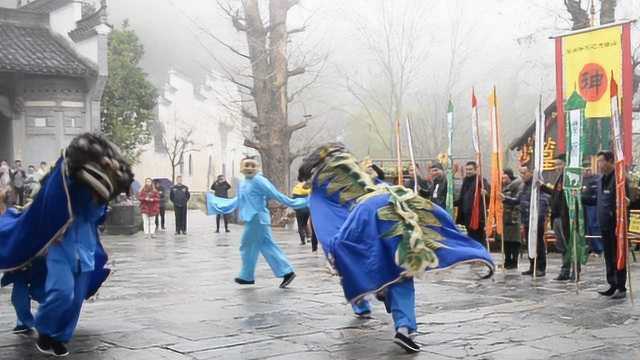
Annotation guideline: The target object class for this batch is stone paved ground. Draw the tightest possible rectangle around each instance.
[1,210,640,359]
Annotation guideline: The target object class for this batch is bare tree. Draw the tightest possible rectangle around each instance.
[599,0,617,25]
[345,0,429,158]
[202,0,325,191]
[162,128,194,183]
[563,0,590,30]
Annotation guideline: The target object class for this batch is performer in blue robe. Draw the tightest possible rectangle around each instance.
[207,157,307,288]
[0,133,133,357]
[298,143,494,353]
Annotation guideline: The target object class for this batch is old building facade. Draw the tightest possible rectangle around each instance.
[134,70,255,192]
[0,0,109,165]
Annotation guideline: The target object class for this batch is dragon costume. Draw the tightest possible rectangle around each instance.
[298,143,494,353]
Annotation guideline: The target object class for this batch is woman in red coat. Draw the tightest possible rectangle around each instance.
[138,178,160,239]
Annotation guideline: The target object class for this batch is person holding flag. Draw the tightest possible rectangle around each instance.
[455,161,490,247]
[502,166,550,277]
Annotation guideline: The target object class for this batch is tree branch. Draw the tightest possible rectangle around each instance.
[287,26,306,35]
[288,0,300,10]
[241,108,259,123]
[287,66,306,78]
[244,138,262,150]
[287,118,310,135]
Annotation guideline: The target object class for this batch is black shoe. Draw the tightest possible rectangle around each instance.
[36,335,69,357]
[554,274,570,281]
[175,232,180,235]
[234,277,255,285]
[182,232,187,235]
[300,241,306,245]
[225,229,230,233]
[354,310,372,319]
[215,229,220,233]
[611,289,627,299]
[598,287,616,296]
[521,269,533,276]
[535,270,546,277]
[393,332,421,353]
[12,325,33,334]
[279,272,296,288]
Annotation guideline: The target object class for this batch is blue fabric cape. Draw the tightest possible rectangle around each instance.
[310,180,494,303]
[0,158,110,299]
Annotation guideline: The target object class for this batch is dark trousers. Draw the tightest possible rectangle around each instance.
[525,223,546,272]
[467,227,487,248]
[216,214,229,231]
[15,187,24,207]
[504,242,520,269]
[310,218,318,252]
[155,207,166,229]
[602,227,627,291]
[295,210,310,243]
[174,206,187,234]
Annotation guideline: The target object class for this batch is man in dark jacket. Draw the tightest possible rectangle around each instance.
[170,176,190,235]
[581,165,602,255]
[541,154,577,281]
[426,164,448,208]
[592,151,627,299]
[454,161,490,247]
[503,166,550,277]
[211,175,231,233]
[406,164,431,198]
[500,169,521,269]
[11,160,26,207]
[154,180,168,231]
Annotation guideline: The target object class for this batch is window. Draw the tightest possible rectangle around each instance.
[188,154,193,176]
[179,153,184,175]
[33,118,47,127]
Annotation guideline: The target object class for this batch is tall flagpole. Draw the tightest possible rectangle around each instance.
[446,100,455,216]
[406,116,418,194]
[531,96,544,279]
[470,88,489,252]
[610,73,633,304]
[395,118,403,185]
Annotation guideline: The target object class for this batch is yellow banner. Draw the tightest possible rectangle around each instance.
[563,26,622,118]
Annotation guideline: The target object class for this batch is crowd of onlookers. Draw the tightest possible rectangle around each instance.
[0,160,50,209]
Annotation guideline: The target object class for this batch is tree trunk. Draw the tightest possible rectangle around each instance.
[599,0,617,25]
[242,0,293,192]
[564,0,590,30]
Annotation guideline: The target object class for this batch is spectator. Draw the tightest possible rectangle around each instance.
[503,166,550,277]
[153,180,168,232]
[138,178,160,239]
[211,175,232,233]
[454,161,490,247]
[292,179,312,245]
[406,164,431,197]
[581,164,602,255]
[500,169,521,269]
[426,163,448,208]
[541,154,578,281]
[0,160,11,191]
[11,160,26,207]
[592,151,628,299]
[37,161,48,178]
[170,176,190,235]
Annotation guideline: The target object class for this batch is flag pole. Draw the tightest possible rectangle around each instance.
[395,118,403,185]
[406,115,418,194]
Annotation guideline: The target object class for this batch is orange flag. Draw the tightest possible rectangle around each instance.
[486,86,503,238]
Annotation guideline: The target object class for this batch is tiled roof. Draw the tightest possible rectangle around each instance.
[0,22,94,76]
[19,0,73,13]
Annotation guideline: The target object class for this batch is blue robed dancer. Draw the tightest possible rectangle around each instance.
[0,133,133,357]
[207,157,307,288]
[297,143,494,354]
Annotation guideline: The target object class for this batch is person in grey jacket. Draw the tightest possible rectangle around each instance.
[170,176,190,235]
[502,166,550,277]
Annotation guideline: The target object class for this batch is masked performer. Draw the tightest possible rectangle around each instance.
[0,133,133,357]
[298,143,494,354]
[207,157,307,288]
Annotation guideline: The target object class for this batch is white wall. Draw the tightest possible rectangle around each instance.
[134,70,255,192]
[49,2,82,42]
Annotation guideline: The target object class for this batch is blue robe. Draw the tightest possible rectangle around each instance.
[207,174,307,281]
[310,180,494,303]
[0,158,110,301]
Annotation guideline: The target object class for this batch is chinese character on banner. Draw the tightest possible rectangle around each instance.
[543,138,557,171]
[519,137,534,166]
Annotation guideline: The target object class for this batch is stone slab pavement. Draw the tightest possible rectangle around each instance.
[1,210,640,359]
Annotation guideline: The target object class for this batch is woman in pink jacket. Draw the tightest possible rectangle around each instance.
[138,178,160,239]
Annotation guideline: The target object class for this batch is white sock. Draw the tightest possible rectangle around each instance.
[397,327,409,336]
